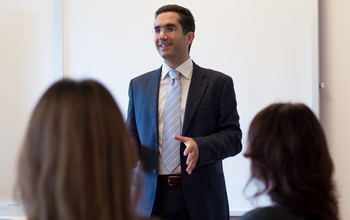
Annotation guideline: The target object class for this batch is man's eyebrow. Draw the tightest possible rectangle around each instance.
[154,24,177,29]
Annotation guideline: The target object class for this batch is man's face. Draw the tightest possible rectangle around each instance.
[154,12,194,68]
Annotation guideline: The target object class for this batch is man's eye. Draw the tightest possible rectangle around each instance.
[154,29,161,34]
[167,27,175,32]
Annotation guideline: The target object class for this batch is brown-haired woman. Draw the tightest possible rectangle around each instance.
[239,103,339,220]
[16,79,146,220]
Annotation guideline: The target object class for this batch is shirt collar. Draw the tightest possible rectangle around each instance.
[161,58,193,80]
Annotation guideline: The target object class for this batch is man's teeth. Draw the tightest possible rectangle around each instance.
[161,44,169,48]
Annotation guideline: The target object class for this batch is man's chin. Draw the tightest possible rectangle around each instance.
[158,52,170,60]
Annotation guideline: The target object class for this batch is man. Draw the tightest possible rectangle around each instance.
[127,4,242,220]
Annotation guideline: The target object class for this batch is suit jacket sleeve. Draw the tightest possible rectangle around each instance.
[126,69,161,173]
[188,70,242,166]
[126,79,141,157]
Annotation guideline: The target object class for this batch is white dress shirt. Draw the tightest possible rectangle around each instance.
[157,58,193,175]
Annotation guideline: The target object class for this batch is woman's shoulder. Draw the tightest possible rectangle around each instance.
[239,206,309,220]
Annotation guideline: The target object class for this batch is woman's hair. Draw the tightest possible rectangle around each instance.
[244,103,339,220]
[17,79,138,220]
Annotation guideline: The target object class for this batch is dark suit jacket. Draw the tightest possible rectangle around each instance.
[127,62,242,220]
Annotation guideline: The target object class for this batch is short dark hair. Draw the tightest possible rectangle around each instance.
[155,4,195,52]
[155,4,195,34]
[245,103,339,220]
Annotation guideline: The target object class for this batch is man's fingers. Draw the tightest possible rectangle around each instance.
[186,160,194,174]
[173,135,187,142]
[186,152,192,165]
[173,136,198,174]
[184,146,192,157]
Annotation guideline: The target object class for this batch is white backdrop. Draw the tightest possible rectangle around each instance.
[0,0,318,216]
[0,0,57,204]
[64,0,318,215]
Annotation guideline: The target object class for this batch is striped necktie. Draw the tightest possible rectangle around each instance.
[162,69,181,172]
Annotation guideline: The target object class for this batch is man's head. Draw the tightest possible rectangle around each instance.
[154,5,195,68]
[155,4,195,36]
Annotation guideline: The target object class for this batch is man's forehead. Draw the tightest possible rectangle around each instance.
[154,12,181,25]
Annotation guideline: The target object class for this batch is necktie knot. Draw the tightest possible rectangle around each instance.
[169,69,180,80]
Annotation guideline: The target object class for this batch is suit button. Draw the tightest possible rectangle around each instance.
[153,169,157,174]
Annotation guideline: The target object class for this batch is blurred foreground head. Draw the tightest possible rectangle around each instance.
[17,79,137,220]
[245,103,338,220]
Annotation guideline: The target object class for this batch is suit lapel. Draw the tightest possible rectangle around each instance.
[146,67,162,140]
[182,62,208,135]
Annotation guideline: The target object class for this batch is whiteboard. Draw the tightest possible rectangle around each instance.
[0,0,318,215]
[64,0,318,214]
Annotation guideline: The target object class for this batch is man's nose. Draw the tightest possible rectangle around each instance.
[158,30,168,40]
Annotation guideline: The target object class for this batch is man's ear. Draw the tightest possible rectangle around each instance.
[186,32,195,45]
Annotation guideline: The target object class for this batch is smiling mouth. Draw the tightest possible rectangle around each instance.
[160,44,170,48]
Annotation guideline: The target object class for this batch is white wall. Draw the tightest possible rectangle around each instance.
[0,0,57,204]
[319,0,350,219]
[0,0,349,219]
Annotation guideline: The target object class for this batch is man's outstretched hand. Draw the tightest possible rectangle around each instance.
[174,135,199,175]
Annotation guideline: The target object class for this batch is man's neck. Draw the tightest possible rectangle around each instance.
[164,56,190,69]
